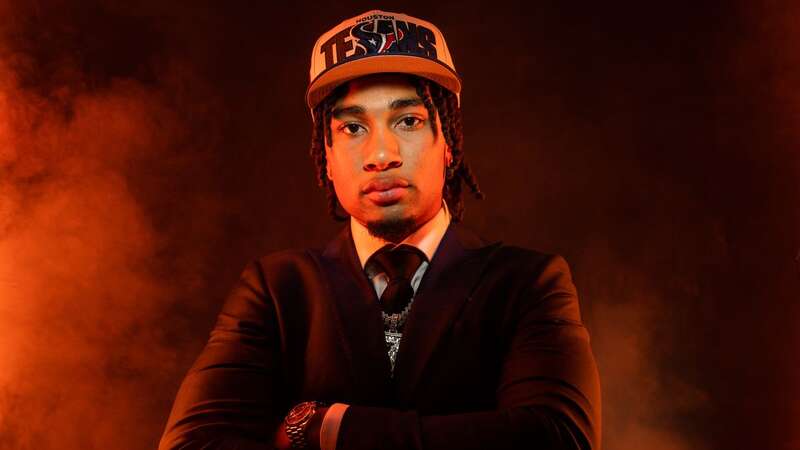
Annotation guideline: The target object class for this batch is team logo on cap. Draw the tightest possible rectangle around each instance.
[307,10,461,112]
[319,14,438,72]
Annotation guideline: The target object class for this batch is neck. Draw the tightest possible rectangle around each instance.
[350,201,451,268]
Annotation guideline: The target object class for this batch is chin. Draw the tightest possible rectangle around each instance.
[365,215,419,243]
[359,202,420,241]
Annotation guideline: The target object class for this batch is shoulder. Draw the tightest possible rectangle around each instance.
[456,223,570,276]
[491,245,575,294]
[457,224,576,295]
[248,246,328,278]
[494,243,571,274]
[228,247,324,289]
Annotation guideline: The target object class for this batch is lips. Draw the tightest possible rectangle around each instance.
[362,178,410,206]
[362,177,410,194]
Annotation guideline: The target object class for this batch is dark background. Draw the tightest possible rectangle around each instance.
[0,1,797,449]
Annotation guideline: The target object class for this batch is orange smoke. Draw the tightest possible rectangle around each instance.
[0,65,173,450]
[0,4,226,446]
[581,236,714,450]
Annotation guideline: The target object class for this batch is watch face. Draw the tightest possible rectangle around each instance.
[285,402,315,426]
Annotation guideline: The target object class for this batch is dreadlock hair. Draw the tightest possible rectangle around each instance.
[309,74,484,223]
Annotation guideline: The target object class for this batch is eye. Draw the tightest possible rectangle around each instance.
[397,116,424,130]
[339,122,366,136]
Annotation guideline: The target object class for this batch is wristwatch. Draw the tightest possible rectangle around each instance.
[284,401,325,449]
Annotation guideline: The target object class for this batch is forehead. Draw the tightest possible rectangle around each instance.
[335,73,421,107]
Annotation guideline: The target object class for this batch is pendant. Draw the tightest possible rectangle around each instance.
[384,331,402,374]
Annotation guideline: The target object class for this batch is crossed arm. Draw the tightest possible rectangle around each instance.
[158,255,601,450]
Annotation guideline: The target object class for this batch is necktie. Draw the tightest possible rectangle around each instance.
[367,244,427,315]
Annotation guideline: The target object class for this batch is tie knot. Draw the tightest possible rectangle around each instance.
[368,244,427,282]
[367,244,428,316]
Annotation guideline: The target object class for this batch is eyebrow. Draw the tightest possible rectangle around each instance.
[389,98,423,110]
[331,97,424,119]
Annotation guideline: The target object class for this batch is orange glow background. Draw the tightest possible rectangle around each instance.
[0,2,797,450]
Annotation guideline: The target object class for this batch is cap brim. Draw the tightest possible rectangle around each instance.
[306,54,462,111]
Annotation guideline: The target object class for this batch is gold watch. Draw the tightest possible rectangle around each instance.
[284,401,325,449]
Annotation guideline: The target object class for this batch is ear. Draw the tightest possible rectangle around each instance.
[445,145,453,166]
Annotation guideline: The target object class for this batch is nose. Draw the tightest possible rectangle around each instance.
[363,126,402,172]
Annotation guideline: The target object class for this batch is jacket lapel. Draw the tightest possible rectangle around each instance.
[317,225,394,405]
[392,223,501,402]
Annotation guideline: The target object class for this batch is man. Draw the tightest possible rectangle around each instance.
[159,9,601,450]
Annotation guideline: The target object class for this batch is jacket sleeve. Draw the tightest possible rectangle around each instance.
[158,260,285,450]
[334,254,602,450]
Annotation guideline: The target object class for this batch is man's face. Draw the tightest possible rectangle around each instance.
[325,73,451,239]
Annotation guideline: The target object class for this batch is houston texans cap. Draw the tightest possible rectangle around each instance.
[306,9,461,115]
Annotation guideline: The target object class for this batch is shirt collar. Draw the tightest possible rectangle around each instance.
[350,201,451,269]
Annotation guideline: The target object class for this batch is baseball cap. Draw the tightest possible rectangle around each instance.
[306,9,461,115]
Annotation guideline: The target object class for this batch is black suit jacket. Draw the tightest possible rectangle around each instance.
[159,223,601,450]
